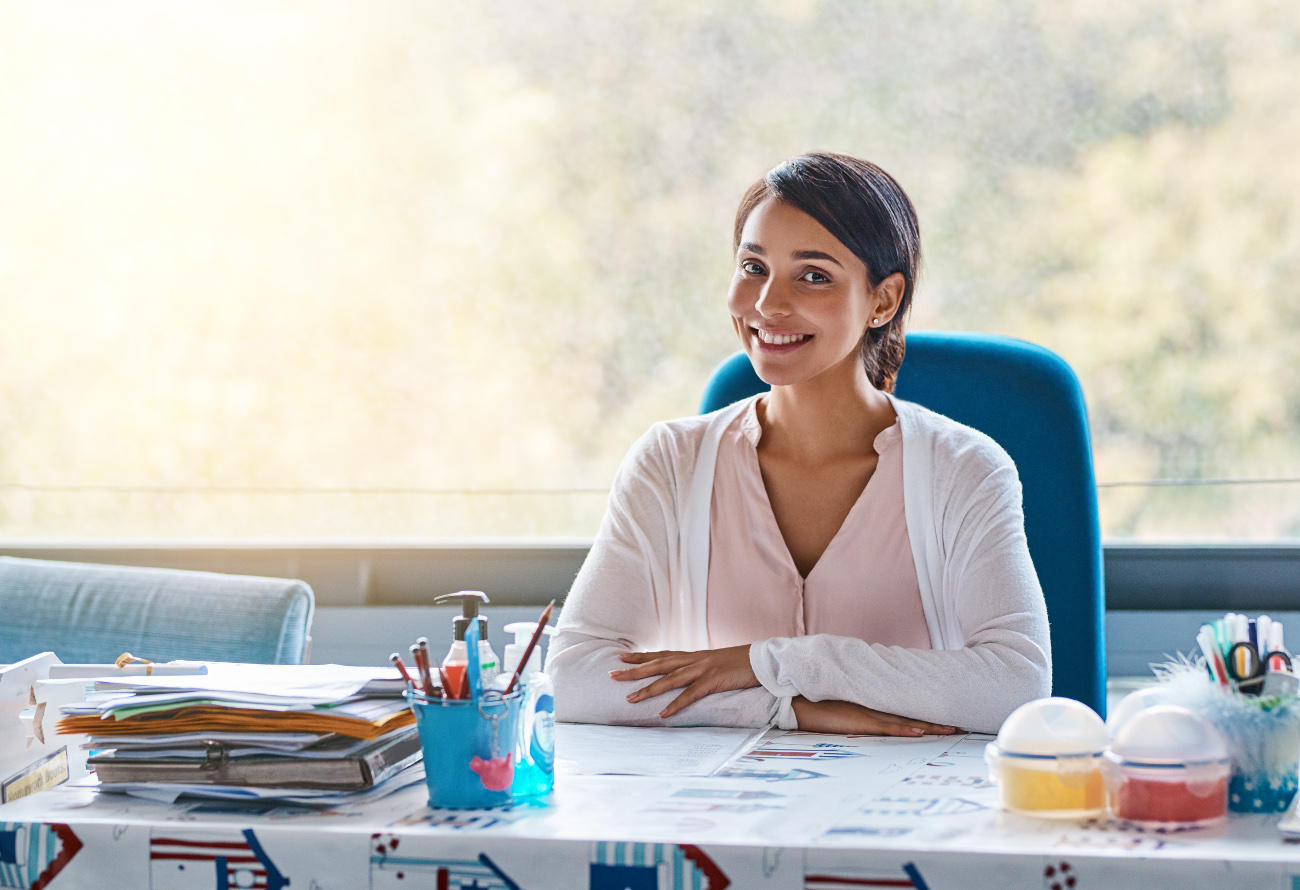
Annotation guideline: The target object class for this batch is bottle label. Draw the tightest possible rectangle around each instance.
[530,693,555,772]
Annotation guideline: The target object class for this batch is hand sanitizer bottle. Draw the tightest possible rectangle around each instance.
[502,620,555,798]
[434,591,502,695]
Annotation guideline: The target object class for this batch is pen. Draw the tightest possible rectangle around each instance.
[504,599,556,695]
[390,652,416,691]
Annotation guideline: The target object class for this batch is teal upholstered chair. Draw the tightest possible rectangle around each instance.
[699,331,1106,715]
[0,556,315,665]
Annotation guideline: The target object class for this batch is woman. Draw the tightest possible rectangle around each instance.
[549,152,1050,735]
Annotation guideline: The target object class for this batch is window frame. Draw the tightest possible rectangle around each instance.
[5,540,1295,610]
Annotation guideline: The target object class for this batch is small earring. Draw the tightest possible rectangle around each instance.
[872,318,881,326]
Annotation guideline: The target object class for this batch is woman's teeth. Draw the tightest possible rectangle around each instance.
[755,329,810,346]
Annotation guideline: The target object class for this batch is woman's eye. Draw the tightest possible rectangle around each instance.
[802,269,831,284]
[740,260,765,275]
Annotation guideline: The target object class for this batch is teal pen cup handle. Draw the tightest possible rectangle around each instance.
[406,688,524,809]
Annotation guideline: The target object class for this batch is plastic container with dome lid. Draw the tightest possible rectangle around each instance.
[1105,684,1172,738]
[984,697,1108,818]
[1102,704,1230,827]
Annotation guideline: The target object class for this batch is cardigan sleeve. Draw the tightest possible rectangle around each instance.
[550,423,783,728]
[748,440,1051,734]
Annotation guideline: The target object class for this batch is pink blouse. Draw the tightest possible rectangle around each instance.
[705,399,931,650]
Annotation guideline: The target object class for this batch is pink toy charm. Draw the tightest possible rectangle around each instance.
[469,752,515,791]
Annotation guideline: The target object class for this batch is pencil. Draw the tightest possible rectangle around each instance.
[504,599,556,694]
[412,640,434,697]
[389,652,416,690]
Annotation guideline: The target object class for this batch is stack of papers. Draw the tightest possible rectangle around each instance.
[54,663,422,805]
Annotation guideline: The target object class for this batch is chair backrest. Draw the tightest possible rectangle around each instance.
[0,556,316,665]
[699,331,1106,715]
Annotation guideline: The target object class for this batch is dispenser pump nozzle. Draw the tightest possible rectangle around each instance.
[503,620,555,676]
[434,590,491,641]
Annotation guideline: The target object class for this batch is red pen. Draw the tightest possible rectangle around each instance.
[389,652,416,691]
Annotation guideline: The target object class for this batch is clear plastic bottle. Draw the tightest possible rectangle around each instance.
[501,620,555,799]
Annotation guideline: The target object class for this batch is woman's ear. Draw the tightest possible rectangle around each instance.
[870,272,906,325]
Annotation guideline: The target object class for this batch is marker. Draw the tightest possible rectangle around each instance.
[1258,616,1274,661]
[1232,613,1248,644]
[1198,625,1230,687]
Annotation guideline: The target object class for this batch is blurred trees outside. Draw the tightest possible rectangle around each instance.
[0,0,1296,539]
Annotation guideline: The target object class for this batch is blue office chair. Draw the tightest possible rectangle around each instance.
[700,331,1106,715]
[0,556,315,665]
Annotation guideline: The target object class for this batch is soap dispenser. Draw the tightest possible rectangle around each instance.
[433,590,502,697]
[501,620,555,798]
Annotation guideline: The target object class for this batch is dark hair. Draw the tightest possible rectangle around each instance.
[733,152,921,392]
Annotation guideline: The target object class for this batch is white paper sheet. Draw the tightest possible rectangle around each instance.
[554,723,766,777]
[81,731,326,751]
[89,662,406,701]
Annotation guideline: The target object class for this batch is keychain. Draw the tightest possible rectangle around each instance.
[469,691,515,791]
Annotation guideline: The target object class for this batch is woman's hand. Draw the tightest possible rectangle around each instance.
[791,697,958,736]
[610,645,758,718]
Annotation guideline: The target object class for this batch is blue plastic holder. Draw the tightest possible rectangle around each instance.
[1228,769,1299,813]
[406,688,524,809]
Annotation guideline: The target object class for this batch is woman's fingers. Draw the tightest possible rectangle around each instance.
[859,705,956,735]
[611,645,759,715]
[610,653,687,681]
[874,717,956,736]
[609,662,669,681]
[617,650,678,664]
[624,665,697,703]
[659,682,711,718]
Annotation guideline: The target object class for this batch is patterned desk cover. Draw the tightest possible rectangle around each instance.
[2,728,1300,890]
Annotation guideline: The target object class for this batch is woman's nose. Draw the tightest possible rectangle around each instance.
[754,279,792,317]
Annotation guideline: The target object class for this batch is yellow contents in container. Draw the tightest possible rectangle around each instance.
[997,759,1106,815]
[986,697,1110,819]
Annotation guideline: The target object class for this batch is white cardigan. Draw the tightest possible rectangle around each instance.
[550,394,1051,733]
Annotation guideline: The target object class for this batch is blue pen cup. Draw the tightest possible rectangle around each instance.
[406,689,524,809]
[1228,768,1298,813]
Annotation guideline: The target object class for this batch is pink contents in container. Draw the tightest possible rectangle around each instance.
[1103,704,1230,828]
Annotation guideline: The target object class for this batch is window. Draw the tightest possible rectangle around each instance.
[3,1,1296,541]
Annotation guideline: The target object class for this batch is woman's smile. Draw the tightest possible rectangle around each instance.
[752,326,814,351]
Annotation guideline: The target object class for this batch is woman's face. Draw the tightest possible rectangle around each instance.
[727,197,876,388]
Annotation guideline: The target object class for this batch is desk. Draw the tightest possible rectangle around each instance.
[2,727,1299,890]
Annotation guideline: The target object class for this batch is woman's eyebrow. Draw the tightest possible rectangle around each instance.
[738,243,844,269]
[792,249,843,268]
